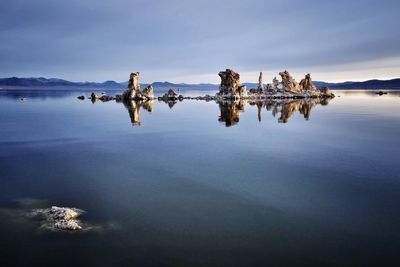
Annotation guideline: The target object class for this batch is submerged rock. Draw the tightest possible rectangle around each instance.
[30,206,84,231]
[48,206,81,220]
[54,219,82,231]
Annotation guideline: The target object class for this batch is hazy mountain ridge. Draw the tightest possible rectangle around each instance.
[1,77,399,89]
[313,79,400,89]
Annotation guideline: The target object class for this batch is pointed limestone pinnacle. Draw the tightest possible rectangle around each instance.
[258,71,263,92]
[128,72,140,91]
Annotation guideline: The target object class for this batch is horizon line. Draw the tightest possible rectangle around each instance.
[1,75,400,85]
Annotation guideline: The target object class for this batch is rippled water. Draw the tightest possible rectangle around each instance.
[0,89,399,267]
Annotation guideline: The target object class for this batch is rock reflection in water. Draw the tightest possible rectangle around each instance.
[122,100,154,126]
[218,98,332,126]
[218,100,247,127]
[99,97,331,127]
[166,100,178,109]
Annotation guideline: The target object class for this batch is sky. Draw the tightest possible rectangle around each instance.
[0,0,399,83]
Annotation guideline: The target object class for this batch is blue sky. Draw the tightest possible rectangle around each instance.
[0,0,399,83]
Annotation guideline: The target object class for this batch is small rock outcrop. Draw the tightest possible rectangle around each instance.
[99,95,114,102]
[161,89,178,100]
[89,92,114,102]
[217,69,247,99]
[376,91,388,95]
[319,87,335,98]
[142,85,154,100]
[90,92,99,103]
[90,92,98,99]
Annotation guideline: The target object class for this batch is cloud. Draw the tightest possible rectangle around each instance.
[0,0,399,82]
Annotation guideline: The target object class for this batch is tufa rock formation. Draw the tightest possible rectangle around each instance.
[158,89,179,108]
[299,73,316,91]
[279,70,301,93]
[142,85,154,99]
[271,77,279,91]
[217,69,247,98]
[258,72,264,93]
[319,87,335,98]
[120,72,154,100]
[160,89,178,100]
[266,70,334,98]
[128,72,140,91]
[219,69,241,93]
[122,72,140,99]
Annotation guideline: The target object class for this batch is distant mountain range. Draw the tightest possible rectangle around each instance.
[0,77,399,90]
[313,79,400,89]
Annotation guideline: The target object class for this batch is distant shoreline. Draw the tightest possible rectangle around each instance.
[1,76,400,91]
[1,86,400,91]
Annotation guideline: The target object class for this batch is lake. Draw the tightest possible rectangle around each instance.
[0,89,399,267]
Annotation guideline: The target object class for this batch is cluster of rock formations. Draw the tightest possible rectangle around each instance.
[82,68,334,104]
[30,206,84,231]
[265,71,332,98]
[216,69,334,100]
[118,72,154,101]
[79,69,335,126]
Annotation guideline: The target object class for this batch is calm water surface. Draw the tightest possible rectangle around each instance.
[0,89,399,267]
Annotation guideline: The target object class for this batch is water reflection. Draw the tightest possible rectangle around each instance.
[218,100,247,127]
[80,92,335,127]
[112,98,332,127]
[159,98,184,109]
[121,100,154,126]
[218,98,332,126]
